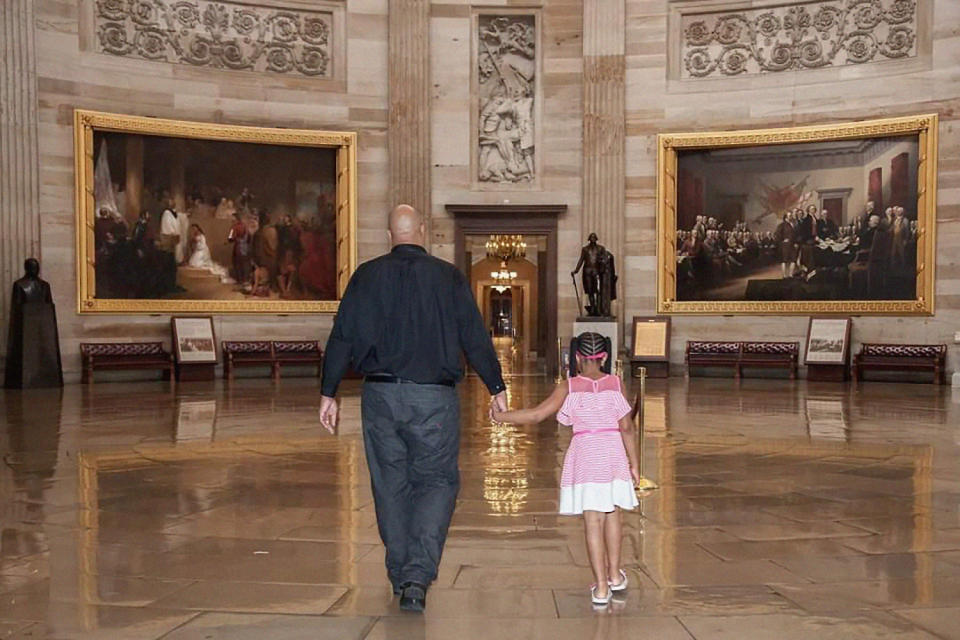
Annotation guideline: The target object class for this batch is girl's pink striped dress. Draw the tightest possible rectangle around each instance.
[557,374,639,515]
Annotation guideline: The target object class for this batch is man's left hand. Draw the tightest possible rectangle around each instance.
[319,395,339,434]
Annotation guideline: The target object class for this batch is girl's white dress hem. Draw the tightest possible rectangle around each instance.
[559,479,637,515]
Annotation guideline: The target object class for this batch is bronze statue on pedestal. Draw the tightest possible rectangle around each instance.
[571,233,617,318]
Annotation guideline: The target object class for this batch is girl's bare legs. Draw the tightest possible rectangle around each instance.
[604,508,624,585]
[583,510,609,597]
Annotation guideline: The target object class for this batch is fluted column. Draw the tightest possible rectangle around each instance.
[582,0,625,301]
[1,0,42,353]
[387,0,431,230]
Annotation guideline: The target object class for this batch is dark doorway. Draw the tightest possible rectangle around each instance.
[447,204,566,375]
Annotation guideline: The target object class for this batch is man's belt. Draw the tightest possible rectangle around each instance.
[364,374,455,388]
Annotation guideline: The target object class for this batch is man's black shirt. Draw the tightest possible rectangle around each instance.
[320,244,506,397]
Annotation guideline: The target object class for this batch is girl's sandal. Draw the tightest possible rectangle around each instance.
[591,584,612,605]
[608,569,628,592]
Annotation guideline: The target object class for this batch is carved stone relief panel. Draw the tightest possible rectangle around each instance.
[678,0,918,80]
[94,0,335,77]
[474,13,538,187]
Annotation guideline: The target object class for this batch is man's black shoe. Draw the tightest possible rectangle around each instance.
[399,582,427,612]
[393,582,409,597]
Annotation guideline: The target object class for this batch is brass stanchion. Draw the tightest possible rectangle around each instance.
[635,366,659,493]
[555,336,565,383]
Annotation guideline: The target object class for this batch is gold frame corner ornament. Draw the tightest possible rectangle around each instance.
[73,109,359,315]
[656,113,939,316]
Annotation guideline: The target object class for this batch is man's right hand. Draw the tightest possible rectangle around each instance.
[491,391,508,414]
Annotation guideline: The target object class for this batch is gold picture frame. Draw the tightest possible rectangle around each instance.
[74,109,358,314]
[657,114,938,315]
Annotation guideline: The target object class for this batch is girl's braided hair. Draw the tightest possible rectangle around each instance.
[568,331,612,377]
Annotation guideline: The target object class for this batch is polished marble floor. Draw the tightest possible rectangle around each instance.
[2,356,960,638]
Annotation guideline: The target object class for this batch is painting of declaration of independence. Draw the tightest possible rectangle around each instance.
[658,115,938,315]
[75,110,357,313]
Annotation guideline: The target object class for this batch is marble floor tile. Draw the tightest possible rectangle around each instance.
[773,553,960,583]
[553,584,800,618]
[32,603,201,640]
[772,576,960,612]
[643,558,810,588]
[326,586,557,618]
[678,611,939,639]
[162,612,373,640]
[148,581,347,614]
[701,538,870,561]
[895,607,960,639]
[363,615,696,640]
[718,521,871,541]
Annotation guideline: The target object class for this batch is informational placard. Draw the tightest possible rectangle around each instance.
[804,317,851,364]
[172,317,217,363]
[632,317,670,360]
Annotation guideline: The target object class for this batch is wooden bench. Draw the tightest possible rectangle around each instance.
[222,340,323,380]
[739,342,799,379]
[222,341,275,380]
[686,341,740,377]
[853,343,946,385]
[686,341,799,379]
[273,340,323,378]
[81,342,174,385]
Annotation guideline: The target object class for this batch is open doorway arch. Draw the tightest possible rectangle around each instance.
[446,204,566,375]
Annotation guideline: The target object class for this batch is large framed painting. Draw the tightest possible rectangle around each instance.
[657,114,938,315]
[74,109,357,313]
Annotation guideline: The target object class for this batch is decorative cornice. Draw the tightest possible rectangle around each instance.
[94,0,334,77]
[679,0,917,80]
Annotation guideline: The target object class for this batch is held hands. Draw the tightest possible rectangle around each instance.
[488,390,508,423]
[319,395,339,434]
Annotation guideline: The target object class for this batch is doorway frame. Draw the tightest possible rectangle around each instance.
[447,203,566,374]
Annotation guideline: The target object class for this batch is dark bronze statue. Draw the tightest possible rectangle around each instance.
[4,258,63,388]
[571,233,618,318]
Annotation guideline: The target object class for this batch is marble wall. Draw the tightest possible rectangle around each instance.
[31,0,389,379]
[429,0,584,338]
[623,0,960,368]
[5,0,959,380]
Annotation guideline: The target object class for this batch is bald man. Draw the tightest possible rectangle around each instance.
[320,205,507,612]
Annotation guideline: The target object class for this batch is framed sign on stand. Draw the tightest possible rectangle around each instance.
[630,316,671,378]
[171,317,217,382]
[804,317,852,382]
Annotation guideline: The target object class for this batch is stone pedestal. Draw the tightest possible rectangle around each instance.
[4,301,63,389]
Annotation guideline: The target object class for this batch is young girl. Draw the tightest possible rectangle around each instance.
[492,332,640,605]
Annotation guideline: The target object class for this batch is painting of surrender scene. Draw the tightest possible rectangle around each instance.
[75,111,357,313]
[660,115,938,315]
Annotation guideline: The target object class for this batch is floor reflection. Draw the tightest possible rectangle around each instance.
[0,375,958,638]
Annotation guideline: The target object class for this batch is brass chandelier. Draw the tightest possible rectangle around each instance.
[485,234,527,263]
[490,261,517,293]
